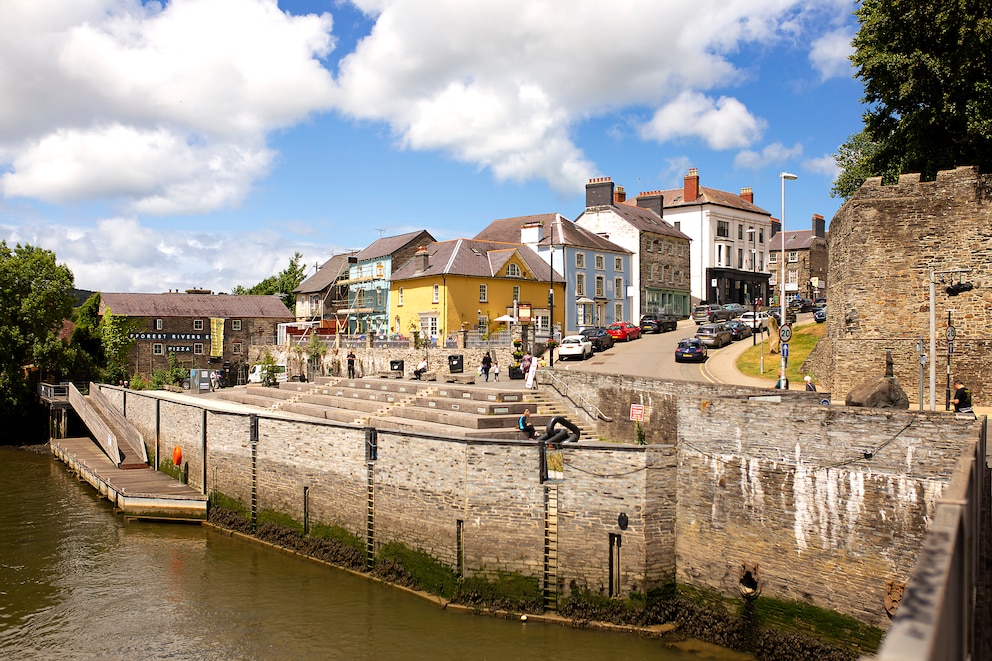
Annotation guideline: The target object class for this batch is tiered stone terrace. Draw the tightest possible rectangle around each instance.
[211,377,597,440]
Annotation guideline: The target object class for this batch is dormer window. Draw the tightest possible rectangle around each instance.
[506,263,521,278]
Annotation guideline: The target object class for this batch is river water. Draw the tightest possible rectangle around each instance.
[0,444,722,661]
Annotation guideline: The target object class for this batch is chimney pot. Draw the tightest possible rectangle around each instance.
[740,187,753,203]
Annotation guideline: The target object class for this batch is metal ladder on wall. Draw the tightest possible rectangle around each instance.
[543,484,559,610]
[365,463,375,570]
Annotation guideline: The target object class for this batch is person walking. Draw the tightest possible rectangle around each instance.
[804,375,817,392]
[481,351,492,382]
[492,359,500,381]
[347,350,356,379]
[774,372,789,390]
[951,379,976,418]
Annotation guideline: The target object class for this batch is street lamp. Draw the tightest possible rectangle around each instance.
[779,172,798,388]
[746,228,764,374]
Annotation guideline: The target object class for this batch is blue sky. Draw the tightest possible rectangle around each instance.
[0,0,864,293]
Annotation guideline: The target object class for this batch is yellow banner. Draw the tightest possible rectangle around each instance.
[210,318,225,357]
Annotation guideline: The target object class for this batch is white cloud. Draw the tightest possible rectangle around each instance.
[334,0,806,191]
[0,0,336,213]
[639,92,767,150]
[0,217,325,293]
[733,142,804,170]
[804,154,840,180]
[809,28,854,81]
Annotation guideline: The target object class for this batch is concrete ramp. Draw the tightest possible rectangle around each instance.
[67,383,148,469]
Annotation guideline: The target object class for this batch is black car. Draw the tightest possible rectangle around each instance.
[725,320,753,341]
[579,327,615,351]
[769,308,797,325]
[639,313,678,333]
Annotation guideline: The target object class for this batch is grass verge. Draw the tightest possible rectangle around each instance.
[735,322,825,384]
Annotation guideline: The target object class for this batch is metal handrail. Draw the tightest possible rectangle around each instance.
[543,370,613,422]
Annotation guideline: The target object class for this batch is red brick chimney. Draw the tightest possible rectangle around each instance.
[614,185,626,204]
[683,168,699,202]
[740,187,753,204]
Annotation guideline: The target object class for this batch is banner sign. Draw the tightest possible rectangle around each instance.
[210,318,225,357]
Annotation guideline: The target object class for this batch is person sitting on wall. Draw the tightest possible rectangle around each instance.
[951,379,976,419]
[518,409,538,439]
[804,375,816,392]
[413,357,428,380]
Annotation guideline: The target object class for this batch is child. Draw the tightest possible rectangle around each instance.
[493,360,500,381]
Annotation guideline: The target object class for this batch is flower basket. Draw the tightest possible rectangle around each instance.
[512,350,525,360]
[546,339,559,349]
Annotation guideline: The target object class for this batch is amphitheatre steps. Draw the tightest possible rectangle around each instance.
[212,376,598,442]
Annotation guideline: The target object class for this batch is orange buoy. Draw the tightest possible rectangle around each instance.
[172,446,183,466]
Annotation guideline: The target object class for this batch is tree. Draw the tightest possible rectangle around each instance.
[232,252,306,309]
[835,0,992,197]
[99,309,140,384]
[0,242,75,415]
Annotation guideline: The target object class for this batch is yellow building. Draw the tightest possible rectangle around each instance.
[388,239,565,342]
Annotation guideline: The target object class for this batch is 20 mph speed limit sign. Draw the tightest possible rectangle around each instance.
[779,324,793,343]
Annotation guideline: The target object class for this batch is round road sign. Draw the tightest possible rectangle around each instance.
[945,326,956,341]
[779,324,793,343]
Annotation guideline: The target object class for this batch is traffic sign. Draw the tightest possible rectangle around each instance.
[945,326,956,340]
[948,341,954,354]
[629,404,645,421]
[779,324,792,343]
[781,342,789,358]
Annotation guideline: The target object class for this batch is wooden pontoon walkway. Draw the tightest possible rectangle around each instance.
[51,436,208,521]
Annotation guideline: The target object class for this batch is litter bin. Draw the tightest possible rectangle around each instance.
[448,355,464,374]
[389,359,404,373]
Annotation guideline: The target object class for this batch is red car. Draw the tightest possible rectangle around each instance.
[607,321,641,341]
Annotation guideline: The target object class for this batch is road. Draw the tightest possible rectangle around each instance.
[551,315,813,385]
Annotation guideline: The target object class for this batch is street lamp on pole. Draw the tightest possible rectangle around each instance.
[780,172,798,388]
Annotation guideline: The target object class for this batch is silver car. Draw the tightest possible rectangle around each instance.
[695,323,733,348]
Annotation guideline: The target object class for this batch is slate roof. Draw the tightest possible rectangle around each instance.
[474,214,632,254]
[390,239,564,282]
[99,292,293,319]
[294,251,357,294]
[652,185,771,216]
[354,230,434,262]
[610,203,693,239]
[769,229,829,251]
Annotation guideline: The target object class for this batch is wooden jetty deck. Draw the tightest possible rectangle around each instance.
[51,436,208,521]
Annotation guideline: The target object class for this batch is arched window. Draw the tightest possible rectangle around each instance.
[506,263,521,277]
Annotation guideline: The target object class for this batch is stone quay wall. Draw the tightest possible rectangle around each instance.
[101,386,675,598]
[811,166,992,405]
[99,371,978,627]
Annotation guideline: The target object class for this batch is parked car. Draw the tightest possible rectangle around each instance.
[639,313,678,333]
[814,306,827,323]
[675,337,708,362]
[722,303,748,317]
[579,327,615,351]
[607,321,641,341]
[788,298,814,313]
[692,304,733,325]
[736,311,770,331]
[768,308,797,325]
[695,323,733,348]
[813,298,827,310]
[556,334,593,360]
[725,320,753,341]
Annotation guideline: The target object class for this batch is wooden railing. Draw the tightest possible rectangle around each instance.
[68,382,120,466]
[90,384,148,465]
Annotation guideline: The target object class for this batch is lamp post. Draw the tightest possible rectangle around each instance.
[779,172,798,388]
[548,220,555,369]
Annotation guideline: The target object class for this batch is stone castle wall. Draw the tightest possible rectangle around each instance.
[811,166,992,405]
[99,371,979,627]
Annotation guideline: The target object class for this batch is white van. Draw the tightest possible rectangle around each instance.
[247,363,288,384]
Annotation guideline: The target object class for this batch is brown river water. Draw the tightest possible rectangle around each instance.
[0,444,750,661]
